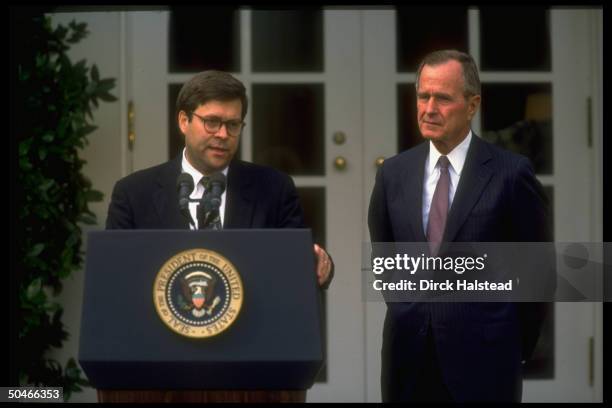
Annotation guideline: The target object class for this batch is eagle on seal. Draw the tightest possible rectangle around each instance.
[180,271,219,317]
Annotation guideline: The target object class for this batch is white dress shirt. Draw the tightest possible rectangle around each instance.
[181,148,228,230]
[422,131,472,234]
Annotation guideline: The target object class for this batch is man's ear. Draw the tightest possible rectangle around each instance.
[468,94,481,121]
[178,110,189,134]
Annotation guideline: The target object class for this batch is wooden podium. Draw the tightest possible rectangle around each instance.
[97,390,306,402]
[79,230,323,403]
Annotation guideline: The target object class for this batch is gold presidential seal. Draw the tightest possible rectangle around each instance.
[153,249,243,338]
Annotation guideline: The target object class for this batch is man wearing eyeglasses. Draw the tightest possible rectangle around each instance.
[106,70,333,289]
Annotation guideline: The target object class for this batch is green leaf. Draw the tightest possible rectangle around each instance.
[66,35,83,44]
[74,59,87,71]
[42,133,54,142]
[28,243,45,257]
[18,65,30,81]
[35,54,47,68]
[54,25,67,41]
[30,289,48,306]
[65,358,79,378]
[40,179,55,192]
[62,244,74,259]
[98,92,118,102]
[61,152,74,163]
[26,278,42,300]
[85,189,104,202]
[59,54,71,71]
[19,156,32,170]
[77,124,97,137]
[58,266,72,280]
[95,78,116,93]
[19,139,33,156]
[39,148,47,161]
[77,377,90,387]
[91,64,99,82]
[75,22,88,35]
[78,214,97,225]
[45,302,61,313]
[65,231,79,248]
[85,82,96,94]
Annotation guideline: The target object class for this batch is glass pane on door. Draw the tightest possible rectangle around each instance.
[481,83,553,175]
[168,6,241,72]
[480,7,551,71]
[251,9,323,72]
[252,84,325,175]
[396,6,468,72]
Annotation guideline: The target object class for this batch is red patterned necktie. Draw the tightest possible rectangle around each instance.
[427,156,450,256]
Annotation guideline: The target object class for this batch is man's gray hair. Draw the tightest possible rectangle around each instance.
[415,50,481,97]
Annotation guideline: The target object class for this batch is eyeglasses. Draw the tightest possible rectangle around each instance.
[191,112,245,136]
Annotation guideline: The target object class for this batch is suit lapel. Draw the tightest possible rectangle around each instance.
[443,134,493,242]
[154,156,190,229]
[224,160,255,228]
[402,142,429,242]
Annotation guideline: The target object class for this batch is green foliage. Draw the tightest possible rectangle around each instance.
[16,15,116,400]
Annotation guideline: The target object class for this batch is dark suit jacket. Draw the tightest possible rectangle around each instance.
[107,156,305,230]
[368,134,552,402]
[107,156,333,288]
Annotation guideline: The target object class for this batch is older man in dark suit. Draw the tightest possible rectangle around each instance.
[368,50,552,402]
[107,70,333,289]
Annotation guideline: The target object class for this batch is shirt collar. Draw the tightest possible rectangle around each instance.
[428,130,472,175]
[181,147,229,186]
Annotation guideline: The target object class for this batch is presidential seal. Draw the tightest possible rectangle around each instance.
[153,249,243,338]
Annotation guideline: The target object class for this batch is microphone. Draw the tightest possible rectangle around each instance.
[176,172,194,215]
[201,172,226,213]
[198,173,226,229]
[206,172,226,209]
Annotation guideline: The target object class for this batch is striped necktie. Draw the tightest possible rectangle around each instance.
[427,156,450,255]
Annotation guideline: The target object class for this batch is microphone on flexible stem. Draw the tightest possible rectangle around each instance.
[199,173,226,228]
[206,172,226,210]
[176,173,195,227]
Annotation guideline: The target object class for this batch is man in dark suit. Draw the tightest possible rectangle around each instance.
[107,70,333,289]
[368,50,552,402]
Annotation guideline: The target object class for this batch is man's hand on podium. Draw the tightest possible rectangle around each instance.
[314,244,334,288]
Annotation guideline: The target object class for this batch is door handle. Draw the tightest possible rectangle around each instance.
[128,101,135,151]
[334,156,347,171]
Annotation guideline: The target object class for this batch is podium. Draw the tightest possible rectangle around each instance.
[79,229,324,402]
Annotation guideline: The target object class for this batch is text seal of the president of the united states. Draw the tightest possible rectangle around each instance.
[153,248,243,338]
